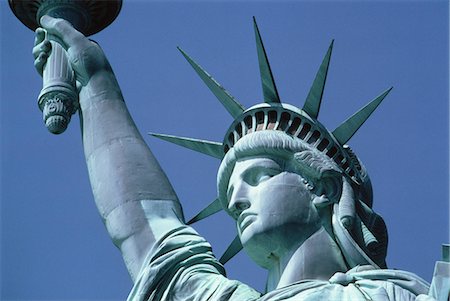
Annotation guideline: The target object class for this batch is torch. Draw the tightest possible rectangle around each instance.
[9,0,122,134]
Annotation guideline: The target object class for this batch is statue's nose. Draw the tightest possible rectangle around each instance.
[228,182,251,218]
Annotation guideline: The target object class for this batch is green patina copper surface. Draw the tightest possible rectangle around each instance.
[10,4,447,300]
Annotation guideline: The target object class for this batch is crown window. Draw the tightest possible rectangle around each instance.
[317,138,329,151]
[228,132,234,145]
[287,117,301,135]
[307,130,320,144]
[279,112,290,131]
[255,111,265,131]
[326,146,337,158]
[244,115,253,133]
[334,154,344,164]
[342,160,350,171]
[298,122,311,139]
[267,110,277,130]
[235,123,243,138]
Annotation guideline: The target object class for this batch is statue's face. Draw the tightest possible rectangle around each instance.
[227,156,322,268]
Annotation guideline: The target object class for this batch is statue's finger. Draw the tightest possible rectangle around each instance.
[39,15,85,49]
[32,39,51,60]
[34,52,49,76]
[34,28,46,47]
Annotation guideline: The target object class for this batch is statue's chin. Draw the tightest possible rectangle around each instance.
[240,227,286,269]
[241,221,324,269]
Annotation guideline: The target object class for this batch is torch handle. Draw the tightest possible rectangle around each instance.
[38,33,78,134]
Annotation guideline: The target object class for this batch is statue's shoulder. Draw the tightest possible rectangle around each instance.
[344,266,431,299]
[260,266,433,301]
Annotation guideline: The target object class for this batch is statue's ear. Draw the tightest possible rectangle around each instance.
[320,170,342,202]
[314,174,356,230]
[312,171,342,208]
[290,149,343,206]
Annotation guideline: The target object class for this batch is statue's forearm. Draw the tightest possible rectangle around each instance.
[79,71,185,281]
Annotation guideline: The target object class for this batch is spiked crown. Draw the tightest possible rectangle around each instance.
[150,18,391,264]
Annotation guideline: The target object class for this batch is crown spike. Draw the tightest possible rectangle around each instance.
[303,40,334,119]
[177,47,245,118]
[219,235,243,265]
[187,198,222,225]
[150,133,224,159]
[332,87,393,145]
[253,17,281,104]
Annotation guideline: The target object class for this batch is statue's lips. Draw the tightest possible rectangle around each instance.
[238,213,256,233]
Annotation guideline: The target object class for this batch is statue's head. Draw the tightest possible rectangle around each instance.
[218,131,340,268]
[152,18,390,270]
[216,104,388,269]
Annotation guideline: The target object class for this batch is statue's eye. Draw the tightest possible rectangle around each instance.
[257,174,272,183]
[246,168,280,186]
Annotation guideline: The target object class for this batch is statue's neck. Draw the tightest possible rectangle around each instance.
[266,227,348,291]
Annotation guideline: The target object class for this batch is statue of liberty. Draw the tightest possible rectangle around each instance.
[32,14,447,301]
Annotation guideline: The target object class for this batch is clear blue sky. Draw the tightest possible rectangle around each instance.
[1,1,448,300]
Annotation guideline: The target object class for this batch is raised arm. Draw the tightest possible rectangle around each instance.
[34,16,185,281]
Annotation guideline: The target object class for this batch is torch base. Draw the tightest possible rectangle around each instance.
[9,0,122,36]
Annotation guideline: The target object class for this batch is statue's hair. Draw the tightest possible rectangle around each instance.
[217,130,388,269]
[292,151,341,181]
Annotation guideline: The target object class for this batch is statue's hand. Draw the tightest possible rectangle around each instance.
[33,15,114,90]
